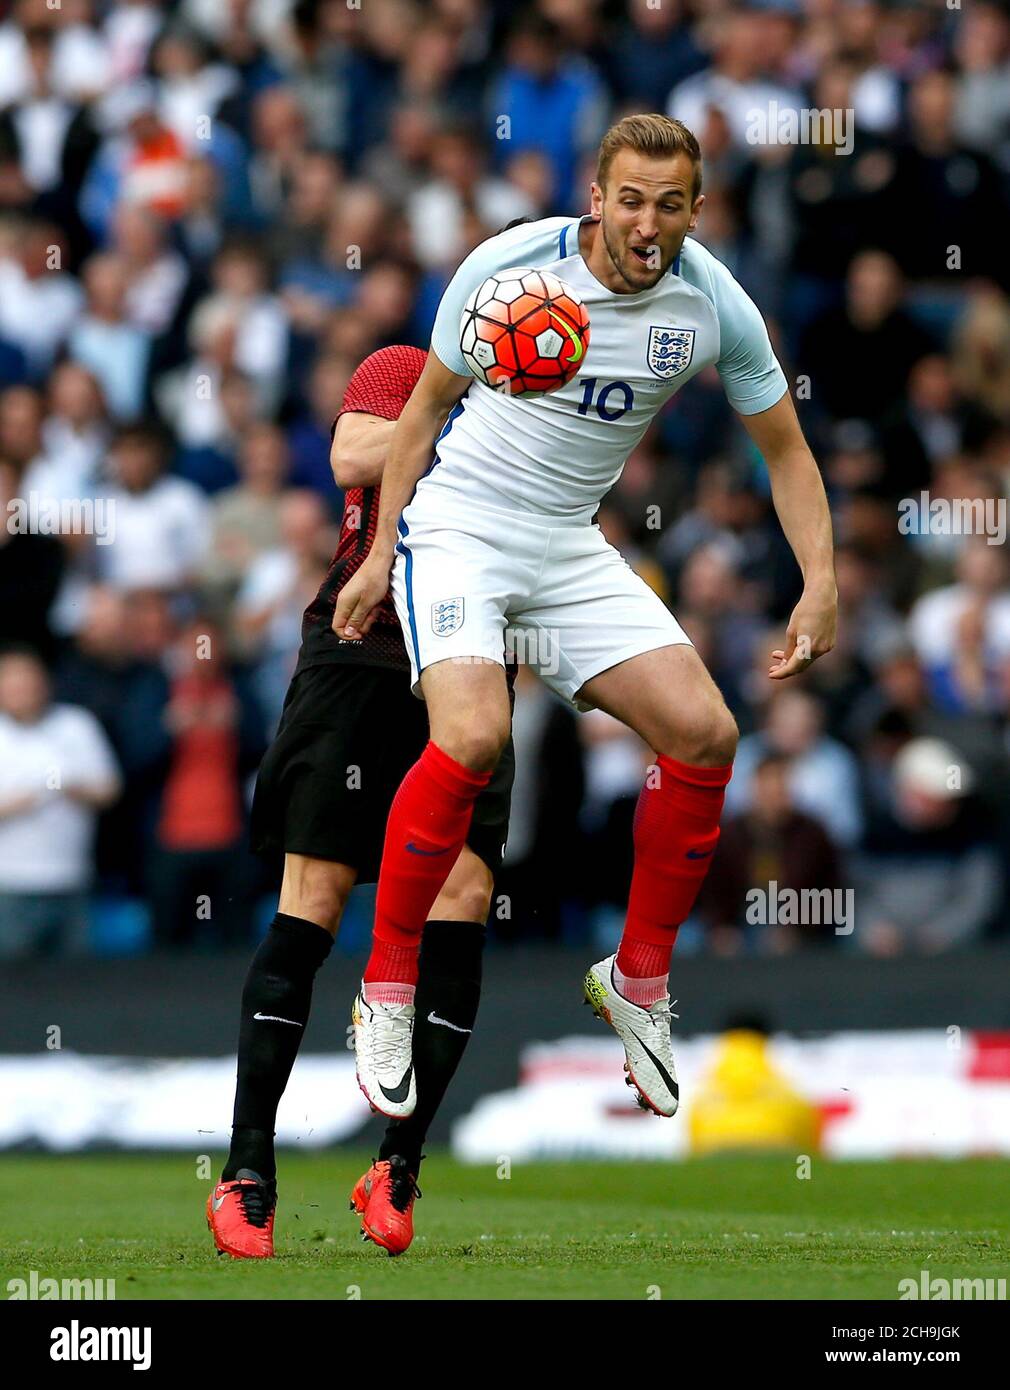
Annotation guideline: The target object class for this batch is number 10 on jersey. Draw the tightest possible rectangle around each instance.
[576,378,635,421]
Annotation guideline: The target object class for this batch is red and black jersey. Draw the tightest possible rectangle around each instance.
[298,345,427,675]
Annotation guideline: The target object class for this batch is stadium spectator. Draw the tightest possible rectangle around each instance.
[728,688,863,848]
[950,288,1010,425]
[205,240,289,406]
[81,78,189,238]
[266,147,343,267]
[234,488,331,727]
[0,21,99,256]
[889,67,1007,288]
[783,58,900,293]
[848,644,1010,845]
[149,24,239,154]
[147,617,262,947]
[0,219,81,380]
[111,202,194,346]
[88,588,178,896]
[666,8,803,150]
[407,123,534,271]
[102,0,162,87]
[39,362,110,501]
[201,420,289,613]
[97,424,211,592]
[359,99,439,211]
[611,0,707,112]
[285,351,353,500]
[674,540,767,715]
[908,538,1010,716]
[68,252,152,421]
[1,383,50,482]
[489,11,608,206]
[0,648,120,958]
[0,461,64,660]
[172,366,257,494]
[800,250,935,427]
[175,154,228,273]
[954,2,1010,153]
[246,84,310,223]
[0,0,110,108]
[698,752,843,955]
[854,736,1002,954]
[658,458,793,615]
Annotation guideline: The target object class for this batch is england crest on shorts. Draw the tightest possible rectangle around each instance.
[431,597,464,636]
[647,325,695,380]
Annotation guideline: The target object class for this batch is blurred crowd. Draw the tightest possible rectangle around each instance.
[1,0,1009,959]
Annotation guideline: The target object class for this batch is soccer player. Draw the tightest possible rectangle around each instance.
[207,344,514,1259]
[334,114,837,1119]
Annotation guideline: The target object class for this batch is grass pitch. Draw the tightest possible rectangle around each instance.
[1,1152,1006,1300]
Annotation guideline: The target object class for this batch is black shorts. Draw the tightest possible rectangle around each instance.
[250,663,514,880]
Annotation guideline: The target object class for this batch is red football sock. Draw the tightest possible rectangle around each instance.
[365,741,492,988]
[616,755,732,989]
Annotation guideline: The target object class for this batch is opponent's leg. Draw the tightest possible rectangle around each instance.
[209,854,353,1258]
[386,848,491,1166]
[353,659,509,1118]
[579,645,736,1115]
[355,847,491,1254]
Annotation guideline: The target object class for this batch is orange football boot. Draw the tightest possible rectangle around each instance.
[207,1169,277,1259]
[349,1155,420,1256]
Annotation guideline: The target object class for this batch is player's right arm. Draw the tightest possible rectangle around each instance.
[332,351,470,639]
[330,412,396,488]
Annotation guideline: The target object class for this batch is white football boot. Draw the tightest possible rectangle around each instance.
[351,988,417,1119]
[583,955,680,1116]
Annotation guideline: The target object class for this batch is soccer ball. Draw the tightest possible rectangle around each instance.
[459,266,590,396]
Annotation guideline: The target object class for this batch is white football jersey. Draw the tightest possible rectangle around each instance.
[422,214,787,523]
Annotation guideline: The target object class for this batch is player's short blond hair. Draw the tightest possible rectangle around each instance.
[597,114,703,200]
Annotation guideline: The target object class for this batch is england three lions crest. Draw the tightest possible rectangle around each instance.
[647,325,696,380]
[432,597,464,636]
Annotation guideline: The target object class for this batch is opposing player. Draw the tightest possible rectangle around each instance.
[207,344,514,1259]
[334,114,837,1119]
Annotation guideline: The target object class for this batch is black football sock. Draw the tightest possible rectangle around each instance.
[378,919,485,1173]
[223,913,333,1182]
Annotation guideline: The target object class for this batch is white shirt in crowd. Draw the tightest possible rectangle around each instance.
[97,476,211,589]
[408,179,535,270]
[0,257,83,376]
[909,583,1010,670]
[12,98,76,192]
[236,547,302,656]
[0,20,111,105]
[0,704,121,894]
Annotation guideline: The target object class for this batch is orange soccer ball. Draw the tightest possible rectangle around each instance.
[459,266,590,396]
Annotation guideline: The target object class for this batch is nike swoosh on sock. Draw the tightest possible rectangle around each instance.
[427,1011,472,1034]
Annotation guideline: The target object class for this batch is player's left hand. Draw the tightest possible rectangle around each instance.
[768,581,837,680]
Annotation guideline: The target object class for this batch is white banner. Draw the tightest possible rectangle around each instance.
[0,1053,369,1150]
[452,1030,1010,1162]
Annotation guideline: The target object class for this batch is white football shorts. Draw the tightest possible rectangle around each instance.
[391,488,691,711]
